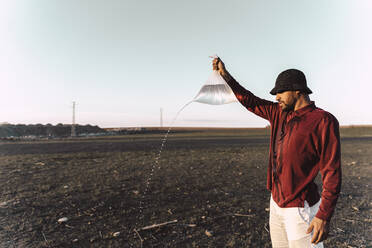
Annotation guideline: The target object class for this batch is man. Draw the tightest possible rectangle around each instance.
[212,58,341,248]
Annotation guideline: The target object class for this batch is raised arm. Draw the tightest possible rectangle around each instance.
[213,57,278,122]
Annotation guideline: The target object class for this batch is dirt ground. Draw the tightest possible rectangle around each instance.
[0,130,371,247]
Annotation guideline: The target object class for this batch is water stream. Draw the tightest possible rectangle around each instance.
[130,67,236,245]
[135,100,193,228]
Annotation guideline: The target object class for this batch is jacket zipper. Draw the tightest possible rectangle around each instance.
[273,111,289,202]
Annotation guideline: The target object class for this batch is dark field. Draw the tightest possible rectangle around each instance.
[0,128,371,247]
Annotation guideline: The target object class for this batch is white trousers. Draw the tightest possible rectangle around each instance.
[269,196,324,248]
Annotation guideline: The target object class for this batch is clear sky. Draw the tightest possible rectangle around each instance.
[1,0,371,128]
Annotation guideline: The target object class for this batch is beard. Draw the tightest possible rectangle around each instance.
[279,102,295,112]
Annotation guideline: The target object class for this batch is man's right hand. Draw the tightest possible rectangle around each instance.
[212,57,227,76]
[212,57,232,82]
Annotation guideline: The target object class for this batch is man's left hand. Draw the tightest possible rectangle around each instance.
[306,216,329,244]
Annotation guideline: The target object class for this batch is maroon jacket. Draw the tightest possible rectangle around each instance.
[226,77,342,221]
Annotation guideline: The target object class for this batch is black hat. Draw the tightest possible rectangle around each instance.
[270,69,312,95]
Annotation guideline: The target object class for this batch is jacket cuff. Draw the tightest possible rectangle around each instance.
[315,210,333,221]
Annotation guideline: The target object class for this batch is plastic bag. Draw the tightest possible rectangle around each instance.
[193,70,238,105]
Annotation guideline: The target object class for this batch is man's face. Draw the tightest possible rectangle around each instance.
[275,91,297,111]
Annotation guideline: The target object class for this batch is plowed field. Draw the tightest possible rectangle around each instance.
[0,129,371,247]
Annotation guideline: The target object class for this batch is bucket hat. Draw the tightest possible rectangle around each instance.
[270,69,312,95]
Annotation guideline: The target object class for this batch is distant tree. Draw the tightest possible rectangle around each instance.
[0,123,106,138]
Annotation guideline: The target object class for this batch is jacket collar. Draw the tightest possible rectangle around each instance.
[293,101,315,117]
[285,101,316,120]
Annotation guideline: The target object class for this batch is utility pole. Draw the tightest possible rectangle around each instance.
[160,108,163,128]
[71,101,76,137]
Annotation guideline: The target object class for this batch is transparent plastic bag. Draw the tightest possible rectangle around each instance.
[193,70,238,105]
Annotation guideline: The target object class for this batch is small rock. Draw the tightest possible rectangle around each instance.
[72,239,78,242]
[265,208,270,212]
[133,190,139,195]
[58,217,68,224]
[352,206,359,211]
[63,185,69,189]
[205,230,213,237]
[113,232,120,237]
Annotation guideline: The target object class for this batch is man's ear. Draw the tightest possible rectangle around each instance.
[295,90,302,97]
